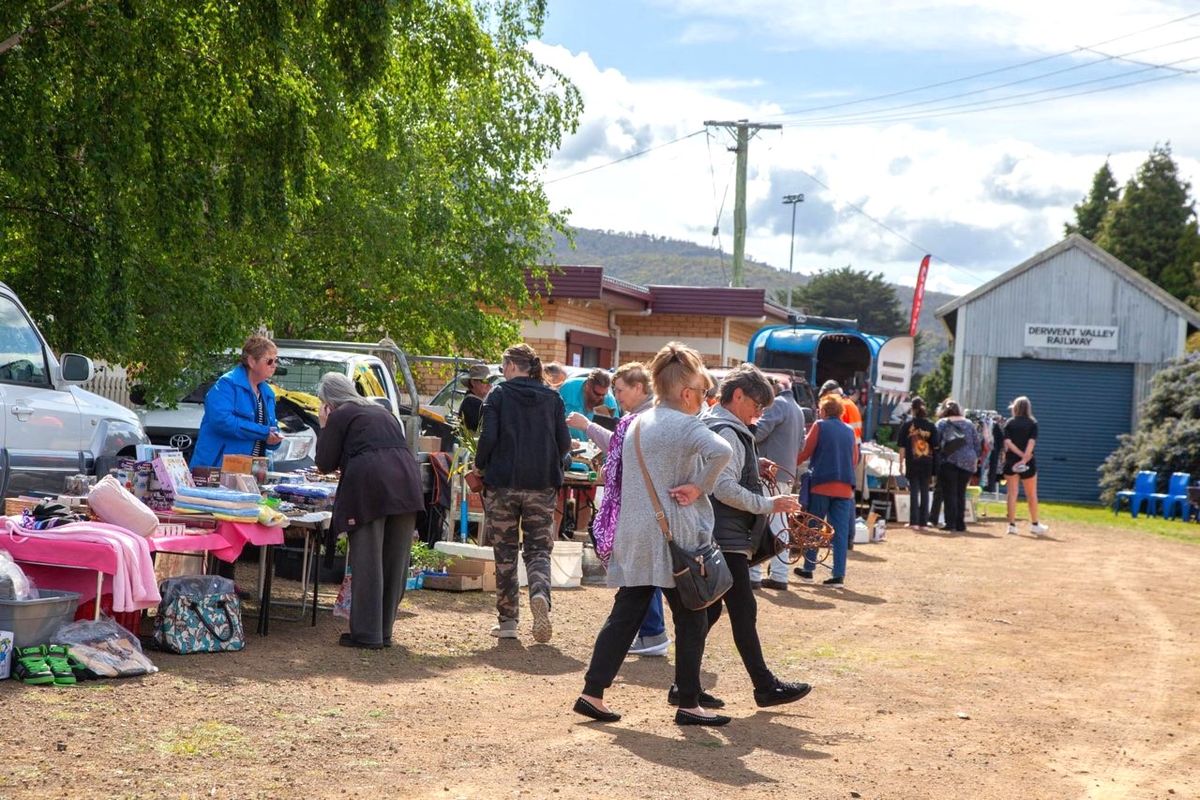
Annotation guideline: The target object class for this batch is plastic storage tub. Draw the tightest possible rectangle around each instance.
[0,589,81,648]
[436,540,583,588]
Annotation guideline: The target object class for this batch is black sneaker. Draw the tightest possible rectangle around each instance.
[750,581,763,590]
[667,684,726,709]
[754,680,813,708]
[822,577,845,589]
[761,578,789,591]
[793,568,814,583]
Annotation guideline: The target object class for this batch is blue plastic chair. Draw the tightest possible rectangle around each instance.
[1114,471,1158,517]
[1160,473,1193,520]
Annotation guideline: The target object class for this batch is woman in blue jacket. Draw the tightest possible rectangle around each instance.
[191,335,283,468]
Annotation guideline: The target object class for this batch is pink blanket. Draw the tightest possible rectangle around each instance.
[1,519,283,611]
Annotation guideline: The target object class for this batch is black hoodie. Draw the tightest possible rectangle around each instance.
[475,376,572,490]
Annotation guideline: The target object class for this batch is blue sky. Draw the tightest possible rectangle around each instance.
[535,1,1200,293]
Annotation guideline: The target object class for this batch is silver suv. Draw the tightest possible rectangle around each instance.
[0,283,148,496]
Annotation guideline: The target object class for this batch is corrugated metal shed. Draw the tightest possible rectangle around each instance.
[933,235,1200,502]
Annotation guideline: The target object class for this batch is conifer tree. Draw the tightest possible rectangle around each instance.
[1065,161,1119,240]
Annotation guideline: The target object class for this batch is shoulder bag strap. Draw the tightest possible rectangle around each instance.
[632,421,674,543]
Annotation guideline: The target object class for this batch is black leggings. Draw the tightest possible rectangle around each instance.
[583,585,709,707]
[706,551,776,692]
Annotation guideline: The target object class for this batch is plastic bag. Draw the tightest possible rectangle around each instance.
[158,575,235,605]
[0,549,38,600]
[333,565,352,620]
[52,615,157,677]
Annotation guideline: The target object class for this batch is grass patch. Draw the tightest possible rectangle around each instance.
[980,501,1200,544]
[157,721,248,758]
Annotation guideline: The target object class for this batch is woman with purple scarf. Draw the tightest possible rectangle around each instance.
[579,363,668,656]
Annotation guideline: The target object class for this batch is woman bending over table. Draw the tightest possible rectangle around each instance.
[316,373,423,649]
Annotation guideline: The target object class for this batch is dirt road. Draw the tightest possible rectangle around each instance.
[2,516,1197,799]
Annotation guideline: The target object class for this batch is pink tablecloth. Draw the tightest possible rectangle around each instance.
[2,520,283,607]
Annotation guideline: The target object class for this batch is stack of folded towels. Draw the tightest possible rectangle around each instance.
[172,486,263,522]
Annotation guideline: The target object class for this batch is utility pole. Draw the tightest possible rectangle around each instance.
[783,193,804,309]
[704,119,781,287]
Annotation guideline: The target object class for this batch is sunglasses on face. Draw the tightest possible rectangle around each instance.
[263,357,278,366]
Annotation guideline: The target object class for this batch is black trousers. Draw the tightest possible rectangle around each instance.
[908,463,932,526]
[706,552,776,693]
[583,585,708,707]
[937,463,970,531]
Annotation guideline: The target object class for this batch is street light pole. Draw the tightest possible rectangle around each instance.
[783,193,804,309]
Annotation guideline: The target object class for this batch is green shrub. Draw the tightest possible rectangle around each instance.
[1098,354,1200,503]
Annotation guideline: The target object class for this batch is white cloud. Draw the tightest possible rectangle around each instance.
[531,25,1200,294]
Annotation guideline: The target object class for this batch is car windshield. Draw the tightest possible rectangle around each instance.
[180,357,349,402]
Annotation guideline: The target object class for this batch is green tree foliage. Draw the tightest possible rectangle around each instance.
[0,0,580,400]
[1095,144,1200,301]
[1065,160,1119,240]
[917,350,953,409]
[791,266,907,336]
[1098,354,1200,505]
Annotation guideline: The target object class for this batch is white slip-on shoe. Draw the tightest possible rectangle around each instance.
[1030,522,1050,536]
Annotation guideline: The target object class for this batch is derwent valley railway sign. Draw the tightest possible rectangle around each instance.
[1024,323,1119,351]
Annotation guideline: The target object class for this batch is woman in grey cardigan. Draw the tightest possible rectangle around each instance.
[573,342,734,727]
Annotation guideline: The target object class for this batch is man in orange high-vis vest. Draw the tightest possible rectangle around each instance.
[819,380,862,442]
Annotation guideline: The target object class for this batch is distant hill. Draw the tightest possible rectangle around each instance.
[549,227,954,373]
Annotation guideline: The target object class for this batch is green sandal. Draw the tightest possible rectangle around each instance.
[43,645,77,686]
[13,645,55,686]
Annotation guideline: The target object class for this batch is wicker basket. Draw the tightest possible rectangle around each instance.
[4,497,40,517]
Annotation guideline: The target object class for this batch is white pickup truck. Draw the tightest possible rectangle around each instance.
[136,339,423,471]
[0,282,149,497]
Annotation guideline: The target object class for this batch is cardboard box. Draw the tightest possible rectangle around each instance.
[447,558,495,578]
[417,435,441,453]
[221,454,254,474]
[422,573,483,592]
[481,573,496,592]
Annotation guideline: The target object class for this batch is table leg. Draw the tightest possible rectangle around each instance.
[311,528,320,628]
[94,572,103,621]
[259,545,274,636]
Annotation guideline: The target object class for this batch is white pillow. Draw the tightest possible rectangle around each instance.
[88,474,158,537]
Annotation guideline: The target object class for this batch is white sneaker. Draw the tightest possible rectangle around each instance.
[1006,523,1019,535]
[530,594,553,643]
[1030,523,1050,536]
[490,620,519,639]
[628,633,670,656]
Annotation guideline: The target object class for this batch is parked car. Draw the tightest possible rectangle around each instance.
[137,342,421,471]
[0,282,148,497]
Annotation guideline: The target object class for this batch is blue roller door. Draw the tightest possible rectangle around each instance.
[995,359,1133,503]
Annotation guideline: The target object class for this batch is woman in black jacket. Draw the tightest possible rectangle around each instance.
[475,344,572,643]
[316,373,424,649]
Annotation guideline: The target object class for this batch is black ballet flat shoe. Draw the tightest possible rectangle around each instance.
[675,709,732,727]
[667,684,726,709]
[338,633,386,650]
[573,697,621,722]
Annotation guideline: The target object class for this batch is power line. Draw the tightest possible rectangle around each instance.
[785,34,1200,126]
[767,9,1200,120]
[544,129,706,184]
[789,59,1199,128]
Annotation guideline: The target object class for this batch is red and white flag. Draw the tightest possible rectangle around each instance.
[909,255,931,337]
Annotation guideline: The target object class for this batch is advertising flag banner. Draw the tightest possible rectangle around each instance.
[909,255,931,337]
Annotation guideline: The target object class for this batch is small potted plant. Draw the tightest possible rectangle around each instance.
[407,542,454,590]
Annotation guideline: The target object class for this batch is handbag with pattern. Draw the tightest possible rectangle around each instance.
[154,576,245,654]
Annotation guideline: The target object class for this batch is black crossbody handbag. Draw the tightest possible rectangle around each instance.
[632,422,733,611]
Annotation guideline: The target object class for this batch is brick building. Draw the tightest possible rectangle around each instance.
[521,265,788,369]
